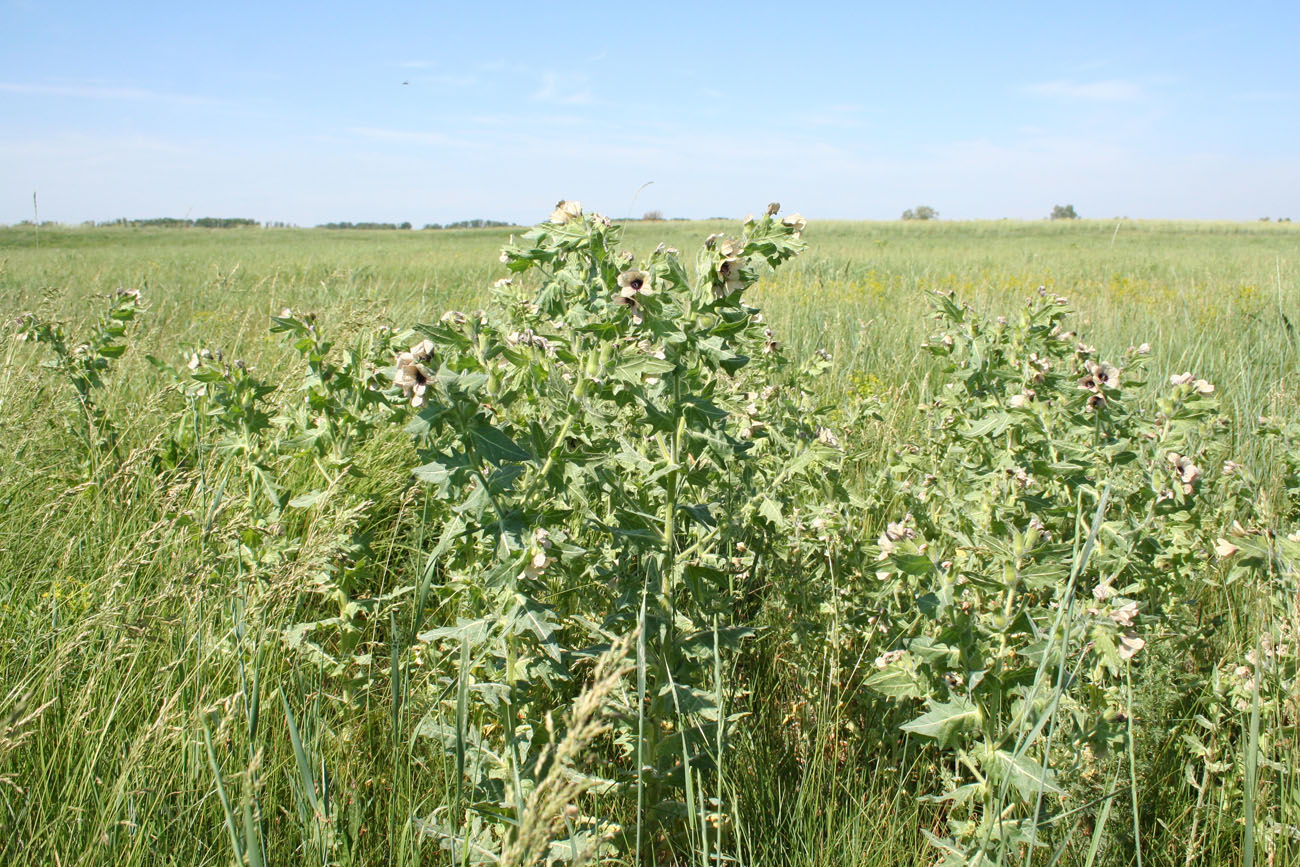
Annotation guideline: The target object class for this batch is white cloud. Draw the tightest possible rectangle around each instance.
[0,81,220,105]
[349,127,466,147]
[427,74,477,87]
[1239,90,1297,102]
[1025,79,1143,102]
[532,72,592,105]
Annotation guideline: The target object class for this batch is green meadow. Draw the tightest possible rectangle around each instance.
[1,217,1298,866]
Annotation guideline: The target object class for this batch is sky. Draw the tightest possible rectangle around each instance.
[2,1,1298,226]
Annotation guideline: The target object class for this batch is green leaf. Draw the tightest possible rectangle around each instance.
[611,354,676,383]
[287,490,327,509]
[960,413,1011,438]
[991,749,1062,801]
[412,452,468,495]
[891,552,936,576]
[511,599,563,662]
[901,697,980,746]
[468,421,531,464]
[758,496,785,527]
[864,664,926,700]
[785,441,838,477]
[417,617,493,647]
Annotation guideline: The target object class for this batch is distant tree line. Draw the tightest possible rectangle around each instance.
[422,219,513,230]
[96,217,260,229]
[317,221,414,230]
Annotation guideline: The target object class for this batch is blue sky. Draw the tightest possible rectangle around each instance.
[2,0,1297,225]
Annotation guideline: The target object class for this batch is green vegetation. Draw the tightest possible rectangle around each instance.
[1,213,1298,866]
[95,217,261,229]
[424,220,515,231]
[318,221,415,231]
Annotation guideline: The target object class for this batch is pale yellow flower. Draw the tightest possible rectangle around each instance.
[549,200,583,224]
[1118,632,1145,660]
[717,259,744,297]
[506,329,555,356]
[393,351,433,407]
[617,269,654,297]
[1008,389,1035,408]
[1109,601,1139,628]
[877,515,916,555]
[1092,362,1121,390]
[523,549,553,579]
[614,292,644,325]
[1166,452,1201,491]
[874,649,905,669]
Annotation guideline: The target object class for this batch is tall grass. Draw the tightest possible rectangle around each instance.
[1,218,1297,866]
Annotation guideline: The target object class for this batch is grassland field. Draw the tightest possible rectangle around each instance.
[1,217,1298,866]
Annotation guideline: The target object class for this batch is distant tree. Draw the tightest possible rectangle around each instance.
[316,221,414,230]
[93,216,257,229]
[1050,204,1079,220]
[641,209,665,221]
[901,205,938,221]
[442,219,511,230]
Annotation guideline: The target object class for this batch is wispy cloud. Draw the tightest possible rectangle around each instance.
[796,104,868,129]
[349,126,466,147]
[0,81,220,105]
[1239,90,1297,103]
[532,72,592,105]
[426,73,477,87]
[1025,79,1143,102]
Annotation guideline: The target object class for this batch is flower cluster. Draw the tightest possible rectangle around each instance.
[705,234,747,298]
[1077,359,1121,411]
[549,199,583,224]
[394,339,435,407]
[1169,371,1215,394]
[505,328,556,355]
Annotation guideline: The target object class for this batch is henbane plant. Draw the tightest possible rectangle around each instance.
[856,288,1297,864]
[15,287,144,460]
[389,201,837,860]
